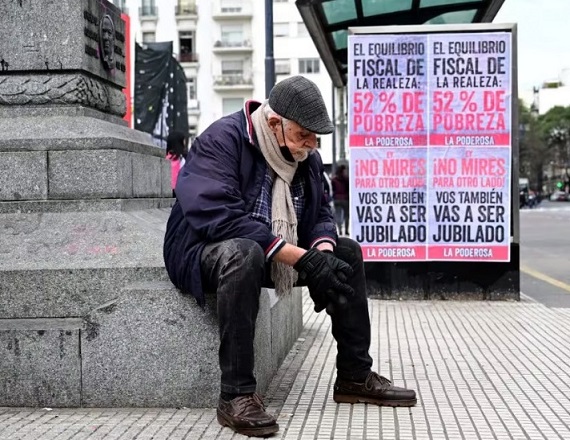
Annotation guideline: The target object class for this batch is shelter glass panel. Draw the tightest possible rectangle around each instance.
[424,9,477,24]
[362,0,413,16]
[421,0,482,7]
[331,30,348,50]
[322,0,357,24]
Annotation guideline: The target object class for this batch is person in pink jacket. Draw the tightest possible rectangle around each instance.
[166,131,188,197]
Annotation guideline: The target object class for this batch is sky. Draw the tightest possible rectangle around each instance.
[494,0,570,92]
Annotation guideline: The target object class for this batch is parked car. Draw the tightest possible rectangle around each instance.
[550,191,570,201]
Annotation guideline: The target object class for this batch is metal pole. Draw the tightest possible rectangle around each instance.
[264,0,275,98]
[338,86,346,160]
[331,81,337,173]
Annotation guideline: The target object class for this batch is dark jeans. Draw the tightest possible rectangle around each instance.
[200,237,373,394]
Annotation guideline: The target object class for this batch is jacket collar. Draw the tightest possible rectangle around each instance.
[243,100,262,145]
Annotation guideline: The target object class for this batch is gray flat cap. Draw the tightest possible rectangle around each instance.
[268,76,334,134]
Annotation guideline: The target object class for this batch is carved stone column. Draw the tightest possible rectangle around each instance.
[0,0,175,407]
[0,0,172,204]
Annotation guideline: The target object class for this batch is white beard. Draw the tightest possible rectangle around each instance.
[292,149,311,162]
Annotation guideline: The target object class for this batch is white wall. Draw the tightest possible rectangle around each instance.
[539,85,570,115]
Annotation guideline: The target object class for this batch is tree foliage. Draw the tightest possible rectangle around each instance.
[538,106,570,168]
[518,100,545,189]
[519,102,570,191]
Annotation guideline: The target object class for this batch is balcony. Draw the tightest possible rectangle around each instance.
[174,1,198,17]
[213,74,254,91]
[139,5,158,20]
[187,100,200,123]
[174,0,198,22]
[179,52,199,63]
[188,99,200,111]
[275,65,291,76]
[212,39,253,54]
[212,2,253,20]
[187,99,200,123]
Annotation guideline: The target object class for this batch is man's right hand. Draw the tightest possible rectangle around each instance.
[294,248,355,311]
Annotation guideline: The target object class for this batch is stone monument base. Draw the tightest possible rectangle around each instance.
[0,204,304,407]
[0,107,172,202]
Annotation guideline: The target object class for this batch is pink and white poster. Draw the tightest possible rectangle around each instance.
[348,30,512,262]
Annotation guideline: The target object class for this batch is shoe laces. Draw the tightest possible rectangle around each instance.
[365,372,391,391]
[234,393,265,413]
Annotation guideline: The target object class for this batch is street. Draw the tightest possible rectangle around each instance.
[521,200,570,306]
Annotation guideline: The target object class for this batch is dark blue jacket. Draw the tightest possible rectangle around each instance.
[163,101,337,305]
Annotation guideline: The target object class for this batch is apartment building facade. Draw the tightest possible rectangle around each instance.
[115,0,335,165]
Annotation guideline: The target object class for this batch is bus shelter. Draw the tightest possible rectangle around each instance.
[296,0,519,300]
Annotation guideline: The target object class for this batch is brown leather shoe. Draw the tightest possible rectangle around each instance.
[217,393,279,437]
[333,372,417,407]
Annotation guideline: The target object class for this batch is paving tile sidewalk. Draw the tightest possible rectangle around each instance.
[2,291,570,439]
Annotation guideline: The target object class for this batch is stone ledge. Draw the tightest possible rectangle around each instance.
[0,114,163,157]
[0,199,175,215]
[0,105,128,125]
[0,281,304,408]
[80,282,303,407]
[0,208,171,274]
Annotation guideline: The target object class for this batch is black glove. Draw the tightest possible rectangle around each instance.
[324,288,349,315]
[294,248,355,312]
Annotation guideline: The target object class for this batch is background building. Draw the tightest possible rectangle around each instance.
[535,69,570,115]
[519,69,570,114]
[117,0,335,166]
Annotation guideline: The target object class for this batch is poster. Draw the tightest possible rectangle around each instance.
[348,30,512,262]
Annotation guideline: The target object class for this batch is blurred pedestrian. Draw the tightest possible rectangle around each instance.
[332,165,350,235]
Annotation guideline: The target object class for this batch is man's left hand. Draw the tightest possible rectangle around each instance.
[313,249,350,313]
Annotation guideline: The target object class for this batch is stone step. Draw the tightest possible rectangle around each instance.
[0,280,303,408]
[81,281,220,408]
[0,209,172,319]
[0,113,173,202]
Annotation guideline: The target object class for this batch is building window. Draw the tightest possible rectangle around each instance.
[274,23,289,37]
[223,98,244,115]
[221,0,243,13]
[221,60,244,75]
[176,0,196,15]
[299,58,320,74]
[112,0,127,12]
[142,32,156,43]
[188,124,197,139]
[221,24,243,46]
[179,31,196,62]
[187,78,197,101]
[275,59,291,75]
[297,22,309,37]
[140,0,156,16]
